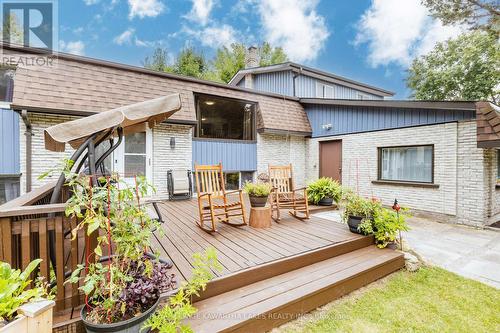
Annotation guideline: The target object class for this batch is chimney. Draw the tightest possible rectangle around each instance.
[245,46,259,69]
[244,46,259,89]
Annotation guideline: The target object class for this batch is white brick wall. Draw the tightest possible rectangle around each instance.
[152,123,192,198]
[307,121,494,226]
[257,133,307,187]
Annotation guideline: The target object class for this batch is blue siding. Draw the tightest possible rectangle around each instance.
[295,75,383,99]
[253,71,294,96]
[0,109,20,174]
[192,139,257,171]
[305,104,476,138]
[236,77,245,88]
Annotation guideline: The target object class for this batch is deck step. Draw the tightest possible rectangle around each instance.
[187,246,404,333]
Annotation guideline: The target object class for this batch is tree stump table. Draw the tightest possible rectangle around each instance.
[249,206,272,228]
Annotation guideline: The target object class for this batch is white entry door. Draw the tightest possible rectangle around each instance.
[114,129,153,186]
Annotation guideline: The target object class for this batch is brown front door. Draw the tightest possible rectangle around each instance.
[319,140,342,183]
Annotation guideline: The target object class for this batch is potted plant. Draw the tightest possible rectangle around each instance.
[0,259,53,333]
[359,207,410,248]
[63,171,176,333]
[243,182,272,207]
[307,177,342,206]
[343,194,380,234]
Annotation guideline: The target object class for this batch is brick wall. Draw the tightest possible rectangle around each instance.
[257,133,307,187]
[152,124,192,198]
[19,113,192,198]
[307,121,494,226]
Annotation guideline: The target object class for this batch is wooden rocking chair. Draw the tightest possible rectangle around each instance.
[269,164,310,221]
[194,164,247,232]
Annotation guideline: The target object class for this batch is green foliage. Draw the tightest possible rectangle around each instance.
[343,194,380,221]
[0,259,50,322]
[63,166,164,324]
[143,248,222,333]
[143,42,288,83]
[243,181,272,197]
[359,207,411,248]
[422,0,499,34]
[1,14,23,45]
[307,177,342,204]
[407,31,500,102]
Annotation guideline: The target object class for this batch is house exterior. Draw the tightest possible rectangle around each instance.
[1,44,498,227]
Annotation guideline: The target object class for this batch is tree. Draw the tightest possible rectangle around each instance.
[422,0,499,33]
[1,14,24,45]
[259,42,288,67]
[143,47,208,79]
[406,31,500,102]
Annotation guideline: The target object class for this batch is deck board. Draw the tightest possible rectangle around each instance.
[151,199,363,283]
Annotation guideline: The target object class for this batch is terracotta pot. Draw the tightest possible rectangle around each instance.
[249,195,268,207]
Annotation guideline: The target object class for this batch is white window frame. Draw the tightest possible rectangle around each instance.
[316,82,335,98]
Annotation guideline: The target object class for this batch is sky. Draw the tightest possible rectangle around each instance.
[55,0,465,99]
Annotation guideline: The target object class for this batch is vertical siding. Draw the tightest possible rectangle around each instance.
[305,104,476,138]
[0,109,20,174]
[253,71,294,96]
[192,139,257,171]
[295,75,383,99]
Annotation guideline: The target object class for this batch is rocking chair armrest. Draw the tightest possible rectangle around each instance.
[292,187,307,192]
[198,192,212,198]
[225,189,243,196]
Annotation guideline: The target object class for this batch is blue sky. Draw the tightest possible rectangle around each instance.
[56,0,464,98]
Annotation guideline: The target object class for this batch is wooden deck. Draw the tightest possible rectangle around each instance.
[150,199,364,283]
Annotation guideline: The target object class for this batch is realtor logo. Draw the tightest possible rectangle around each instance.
[1,0,58,53]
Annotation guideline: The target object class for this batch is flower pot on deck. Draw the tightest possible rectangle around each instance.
[249,195,268,208]
[317,197,333,206]
[80,297,160,333]
[347,215,364,234]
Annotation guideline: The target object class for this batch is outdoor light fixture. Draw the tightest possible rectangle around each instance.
[322,123,333,131]
[170,137,175,148]
[201,117,207,121]
[205,100,215,105]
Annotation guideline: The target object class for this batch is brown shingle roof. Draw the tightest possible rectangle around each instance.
[476,101,500,148]
[5,47,311,134]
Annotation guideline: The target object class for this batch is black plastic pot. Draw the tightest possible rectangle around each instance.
[80,297,160,333]
[347,215,364,234]
[317,197,333,206]
[249,195,268,207]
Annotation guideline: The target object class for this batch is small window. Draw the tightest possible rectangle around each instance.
[0,176,20,204]
[0,68,15,102]
[316,82,335,98]
[378,145,433,183]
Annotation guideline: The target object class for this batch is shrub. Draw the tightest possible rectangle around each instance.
[343,195,380,220]
[359,207,411,248]
[243,182,272,197]
[307,177,342,204]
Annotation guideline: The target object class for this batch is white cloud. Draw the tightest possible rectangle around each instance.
[184,24,238,48]
[59,40,85,55]
[83,0,99,5]
[114,28,135,45]
[355,0,465,67]
[185,0,216,26]
[128,0,165,19]
[257,0,329,62]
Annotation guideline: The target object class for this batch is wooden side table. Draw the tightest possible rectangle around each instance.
[249,206,272,228]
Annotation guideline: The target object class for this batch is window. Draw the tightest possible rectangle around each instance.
[378,145,433,183]
[316,82,335,98]
[124,132,147,176]
[0,176,20,204]
[224,171,254,190]
[0,68,15,102]
[195,94,255,141]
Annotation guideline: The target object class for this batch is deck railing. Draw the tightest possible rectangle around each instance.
[0,202,95,312]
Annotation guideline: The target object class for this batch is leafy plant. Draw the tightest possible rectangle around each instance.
[359,207,411,248]
[143,248,222,333]
[343,194,380,220]
[62,162,175,324]
[307,177,342,204]
[243,182,272,197]
[0,259,51,322]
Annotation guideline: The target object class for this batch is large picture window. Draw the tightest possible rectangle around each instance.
[378,145,434,183]
[195,94,255,141]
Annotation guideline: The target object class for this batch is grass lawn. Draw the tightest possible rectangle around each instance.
[276,267,500,333]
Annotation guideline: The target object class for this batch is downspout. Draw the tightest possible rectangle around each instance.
[292,67,302,97]
[20,110,32,193]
